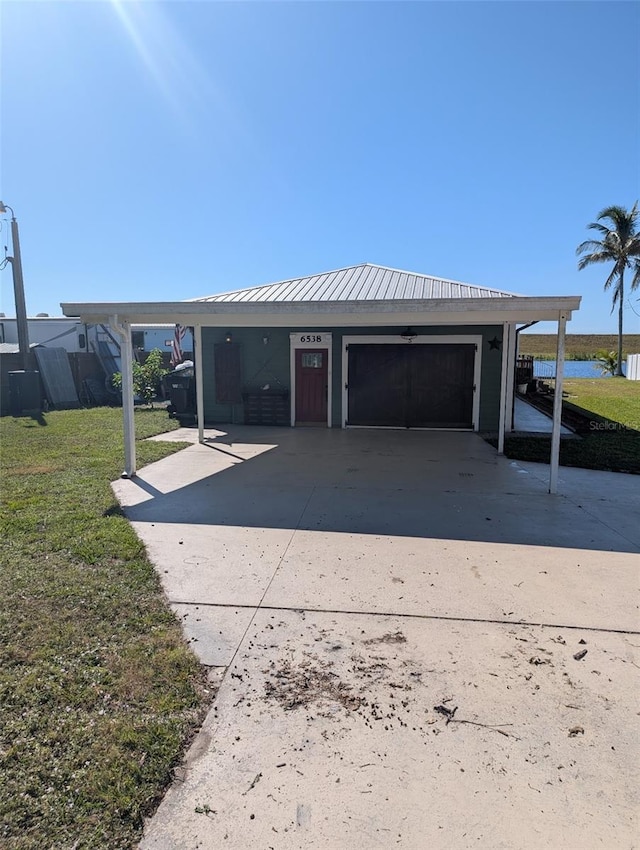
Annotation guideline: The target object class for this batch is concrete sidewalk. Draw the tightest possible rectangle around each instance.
[111,427,639,849]
[513,396,572,434]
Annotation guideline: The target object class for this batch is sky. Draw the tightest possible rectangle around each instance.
[1,0,639,335]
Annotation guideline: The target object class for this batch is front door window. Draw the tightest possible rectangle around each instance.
[301,352,323,369]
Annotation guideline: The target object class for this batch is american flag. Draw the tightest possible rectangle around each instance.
[170,324,187,368]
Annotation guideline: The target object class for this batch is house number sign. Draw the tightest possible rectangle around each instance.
[291,333,332,345]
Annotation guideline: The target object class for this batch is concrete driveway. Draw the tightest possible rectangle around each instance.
[112,427,640,850]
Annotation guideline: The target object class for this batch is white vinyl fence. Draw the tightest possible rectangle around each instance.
[627,354,640,381]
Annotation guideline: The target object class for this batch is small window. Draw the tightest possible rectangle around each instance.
[301,352,323,368]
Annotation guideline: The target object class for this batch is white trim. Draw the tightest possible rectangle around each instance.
[289,333,333,427]
[63,295,581,323]
[505,321,517,431]
[109,316,136,478]
[194,324,204,443]
[549,313,567,494]
[497,323,509,454]
[341,334,482,431]
[64,306,580,328]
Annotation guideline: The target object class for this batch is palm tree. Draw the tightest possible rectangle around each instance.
[577,203,640,376]
[593,349,618,377]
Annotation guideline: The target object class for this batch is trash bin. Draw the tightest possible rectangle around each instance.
[163,362,196,424]
[8,370,42,416]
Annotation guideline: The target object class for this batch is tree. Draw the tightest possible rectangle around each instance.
[577,203,640,377]
[112,348,169,405]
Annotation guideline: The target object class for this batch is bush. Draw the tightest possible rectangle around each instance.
[594,350,620,376]
[112,349,169,405]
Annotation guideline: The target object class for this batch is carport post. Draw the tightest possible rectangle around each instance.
[497,322,509,454]
[505,321,517,431]
[194,324,204,443]
[110,316,136,478]
[549,312,567,494]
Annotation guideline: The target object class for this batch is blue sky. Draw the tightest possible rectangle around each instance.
[1,0,638,334]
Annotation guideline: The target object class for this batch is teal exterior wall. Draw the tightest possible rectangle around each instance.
[202,325,505,430]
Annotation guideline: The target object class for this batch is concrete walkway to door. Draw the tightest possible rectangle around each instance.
[111,427,640,850]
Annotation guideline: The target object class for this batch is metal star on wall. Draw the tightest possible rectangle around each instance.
[488,336,502,351]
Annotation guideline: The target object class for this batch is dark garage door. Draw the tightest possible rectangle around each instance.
[347,343,476,428]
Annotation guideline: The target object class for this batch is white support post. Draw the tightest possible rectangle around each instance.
[110,316,136,478]
[194,324,205,443]
[497,323,509,454]
[549,312,567,494]
[505,322,517,431]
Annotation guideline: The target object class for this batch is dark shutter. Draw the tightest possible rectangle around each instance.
[214,343,242,404]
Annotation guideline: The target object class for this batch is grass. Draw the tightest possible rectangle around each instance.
[497,377,640,473]
[562,378,640,431]
[0,407,211,849]
[518,333,640,360]
[495,432,640,474]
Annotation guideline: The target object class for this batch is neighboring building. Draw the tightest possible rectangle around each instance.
[131,325,194,357]
[0,315,192,415]
[0,316,90,353]
[0,316,192,359]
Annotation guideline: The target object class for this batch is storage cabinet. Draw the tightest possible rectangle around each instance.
[242,390,290,425]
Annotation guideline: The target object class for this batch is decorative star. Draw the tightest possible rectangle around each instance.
[488,336,502,351]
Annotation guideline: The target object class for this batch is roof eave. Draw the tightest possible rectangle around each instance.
[61,295,581,326]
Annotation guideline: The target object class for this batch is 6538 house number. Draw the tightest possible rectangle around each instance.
[298,334,323,343]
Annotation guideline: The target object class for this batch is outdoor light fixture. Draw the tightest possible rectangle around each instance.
[0,201,30,369]
[263,335,269,345]
[400,327,418,341]
[225,331,233,344]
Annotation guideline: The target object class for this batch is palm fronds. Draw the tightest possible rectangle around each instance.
[577,203,640,376]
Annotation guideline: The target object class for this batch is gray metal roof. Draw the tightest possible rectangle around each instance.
[191,264,520,304]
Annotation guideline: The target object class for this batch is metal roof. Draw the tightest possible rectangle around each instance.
[191,264,521,304]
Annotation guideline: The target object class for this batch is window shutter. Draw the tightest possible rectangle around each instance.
[214,343,242,404]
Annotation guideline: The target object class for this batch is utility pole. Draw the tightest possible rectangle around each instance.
[0,201,30,370]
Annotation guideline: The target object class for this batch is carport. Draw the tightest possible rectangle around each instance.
[61,263,580,492]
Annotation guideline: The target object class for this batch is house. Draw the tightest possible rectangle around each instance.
[61,263,581,492]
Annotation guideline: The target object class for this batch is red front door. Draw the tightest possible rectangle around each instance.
[295,348,328,424]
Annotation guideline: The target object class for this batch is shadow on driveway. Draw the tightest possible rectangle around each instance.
[118,426,640,554]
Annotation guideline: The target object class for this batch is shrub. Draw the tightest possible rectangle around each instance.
[112,349,169,405]
[594,350,621,376]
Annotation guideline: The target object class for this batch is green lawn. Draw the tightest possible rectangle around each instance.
[562,377,640,431]
[497,377,640,473]
[0,408,211,849]
[495,432,640,474]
